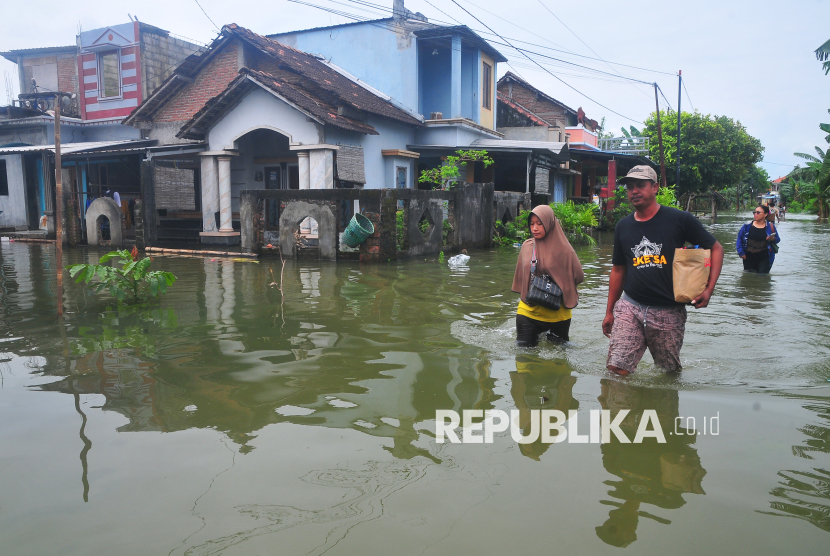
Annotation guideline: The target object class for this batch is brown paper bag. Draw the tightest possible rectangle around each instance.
[673,248,711,303]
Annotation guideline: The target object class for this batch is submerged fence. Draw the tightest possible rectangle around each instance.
[238,185,529,262]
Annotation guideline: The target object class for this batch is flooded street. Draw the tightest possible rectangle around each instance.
[1,213,829,555]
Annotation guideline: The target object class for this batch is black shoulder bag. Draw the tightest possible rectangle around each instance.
[526,242,563,310]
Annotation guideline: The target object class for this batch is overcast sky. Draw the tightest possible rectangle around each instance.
[1,0,826,178]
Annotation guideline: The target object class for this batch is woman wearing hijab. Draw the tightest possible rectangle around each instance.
[512,205,585,346]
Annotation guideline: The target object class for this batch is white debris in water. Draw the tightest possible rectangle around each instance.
[380,417,400,427]
[447,253,470,267]
[354,420,376,429]
[184,405,197,412]
[328,398,358,408]
[275,405,316,416]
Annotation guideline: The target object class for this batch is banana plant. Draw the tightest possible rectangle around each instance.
[67,248,177,304]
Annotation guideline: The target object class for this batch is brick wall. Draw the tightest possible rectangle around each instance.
[57,55,78,95]
[155,40,240,123]
[497,82,570,126]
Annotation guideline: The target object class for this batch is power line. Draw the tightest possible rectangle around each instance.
[656,83,674,112]
[447,0,644,124]
[343,0,676,76]
[290,0,667,121]
[422,0,463,24]
[454,0,578,56]
[192,0,220,31]
[681,76,695,111]
[535,0,653,100]
[489,42,655,85]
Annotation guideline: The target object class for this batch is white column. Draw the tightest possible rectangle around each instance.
[200,155,219,232]
[309,149,334,189]
[217,156,233,232]
[297,151,310,190]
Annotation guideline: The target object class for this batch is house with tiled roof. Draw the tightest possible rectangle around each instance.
[497,71,598,147]
[125,23,429,244]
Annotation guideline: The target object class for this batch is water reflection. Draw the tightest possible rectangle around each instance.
[595,379,706,547]
[2,217,830,552]
[509,354,577,460]
[761,391,830,533]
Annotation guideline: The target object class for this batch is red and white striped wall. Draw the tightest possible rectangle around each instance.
[78,21,143,121]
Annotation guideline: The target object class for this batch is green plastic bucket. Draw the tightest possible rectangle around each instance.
[342,213,374,247]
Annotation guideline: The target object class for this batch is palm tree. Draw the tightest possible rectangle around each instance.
[817,39,830,75]
[790,110,830,218]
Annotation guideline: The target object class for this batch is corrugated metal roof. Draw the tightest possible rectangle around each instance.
[267,18,394,38]
[0,46,76,62]
[471,138,568,155]
[0,139,156,155]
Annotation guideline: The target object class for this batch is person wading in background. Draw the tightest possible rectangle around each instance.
[766,199,780,224]
[737,205,780,274]
[602,166,725,376]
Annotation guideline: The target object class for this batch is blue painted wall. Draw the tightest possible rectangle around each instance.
[325,115,418,189]
[272,23,420,115]
[460,47,476,121]
[418,44,452,119]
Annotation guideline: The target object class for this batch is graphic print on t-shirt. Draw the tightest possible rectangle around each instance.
[630,236,668,268]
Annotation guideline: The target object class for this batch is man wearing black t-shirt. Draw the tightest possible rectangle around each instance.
[602,166,724,376]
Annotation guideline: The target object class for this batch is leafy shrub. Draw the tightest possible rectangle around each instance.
[551,201,599,245]
[67,249,177,304]
[494,210,530,246]
[494,203,597,246]
[656,186,680,207]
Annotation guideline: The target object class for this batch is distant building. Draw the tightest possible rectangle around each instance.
[495,71,653,202]
[0,21,202,235]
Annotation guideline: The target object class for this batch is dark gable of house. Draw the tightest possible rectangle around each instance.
[335,145,366,185]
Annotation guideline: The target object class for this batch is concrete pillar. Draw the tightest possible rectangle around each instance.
[451,34,462,119]
[217,155,233,232]
[200,155,219,232]
[473,50,482,124]
[298,151,310,190]
[607,160,617,191]
[309,149,334,189]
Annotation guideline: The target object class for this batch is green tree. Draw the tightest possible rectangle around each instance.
[641,110,764,200]
[418,150,493,190]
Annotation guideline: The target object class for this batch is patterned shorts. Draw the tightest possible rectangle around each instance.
[606,297,687,373]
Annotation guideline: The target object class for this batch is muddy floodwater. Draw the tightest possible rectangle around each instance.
[1,213,829,555]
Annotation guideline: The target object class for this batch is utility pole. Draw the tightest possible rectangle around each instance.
[54,94,63,316]
[676,71,681,189]
[653,83,667,188]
